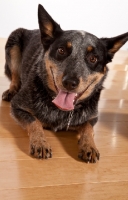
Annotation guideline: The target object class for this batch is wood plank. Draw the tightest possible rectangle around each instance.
[0,182,128,200]
[0,38,128,199]
[0,157,128,189]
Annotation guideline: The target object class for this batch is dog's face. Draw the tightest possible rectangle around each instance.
[38,4,128,111]
[43,31,107,110]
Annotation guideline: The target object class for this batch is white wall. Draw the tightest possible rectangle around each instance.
[0,0,128,49]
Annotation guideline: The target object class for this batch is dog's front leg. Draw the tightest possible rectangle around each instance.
[78,122,100,163]
[27,120,52,159]
[11,95,52,159]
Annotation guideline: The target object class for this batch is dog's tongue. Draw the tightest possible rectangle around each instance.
[52,90,76,111]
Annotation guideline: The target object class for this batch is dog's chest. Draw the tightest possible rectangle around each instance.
[31,80,99,132]
[33,99,97,132]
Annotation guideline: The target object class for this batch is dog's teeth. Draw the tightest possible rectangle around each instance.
[75,93,78,97]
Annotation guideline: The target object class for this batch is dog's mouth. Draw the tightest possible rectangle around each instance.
[50,68,94,111]
[52,90,77,111]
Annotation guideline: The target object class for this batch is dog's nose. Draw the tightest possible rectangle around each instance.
[62,76,80,90]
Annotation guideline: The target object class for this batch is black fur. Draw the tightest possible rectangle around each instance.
[2,4,128,162]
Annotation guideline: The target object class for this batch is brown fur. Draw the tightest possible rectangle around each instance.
[87,46,93,52]
[27,120,52,158]
[2,45,21,101]
[77,72,104,101]
[78,122,99,162]
[66,41,72,48]
[44,52,59,94]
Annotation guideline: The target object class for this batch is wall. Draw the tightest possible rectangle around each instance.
[0,0,128,49]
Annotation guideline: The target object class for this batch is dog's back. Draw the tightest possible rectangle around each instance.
[3,28,43,102]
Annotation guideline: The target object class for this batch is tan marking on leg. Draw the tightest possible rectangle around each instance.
[2,45,21,101]
[27,120,44,136]
[10,45,21,92]
[27,120,52,159]
[78,122,100,163]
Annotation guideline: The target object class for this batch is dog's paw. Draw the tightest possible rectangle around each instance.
[2,89,16,101]
[78,143,100,163]
[30,138,52,159]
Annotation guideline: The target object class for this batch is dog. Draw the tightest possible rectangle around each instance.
[2,4,128,163]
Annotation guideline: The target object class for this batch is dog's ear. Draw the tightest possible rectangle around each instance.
[38,4,63,49]
[101,32,128,63]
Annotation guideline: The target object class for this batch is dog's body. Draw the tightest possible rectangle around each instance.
[2,4,128,162]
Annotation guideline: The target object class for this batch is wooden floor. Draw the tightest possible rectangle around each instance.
[0,38,128,200]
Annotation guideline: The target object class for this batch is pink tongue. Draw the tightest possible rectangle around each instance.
[52,90,76,111]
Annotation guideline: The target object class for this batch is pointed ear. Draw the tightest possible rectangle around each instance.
[101,32,128,62]
[38,4,63,49]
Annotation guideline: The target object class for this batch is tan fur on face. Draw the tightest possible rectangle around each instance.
[44,51,106,102]
[104,66,107,73]
[44,51,67,94]
[77,72,104,101]
[67,41,72,48]
[87,46,93,52]
[44,52,59,94]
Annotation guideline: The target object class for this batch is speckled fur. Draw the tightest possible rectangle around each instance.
[2,4,128,162]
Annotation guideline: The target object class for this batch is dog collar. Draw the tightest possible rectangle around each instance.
[66,110,74,131]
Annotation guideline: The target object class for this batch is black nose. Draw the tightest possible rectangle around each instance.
[62,76,80,90]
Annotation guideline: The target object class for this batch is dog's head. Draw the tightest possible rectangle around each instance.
[38,4,128,111]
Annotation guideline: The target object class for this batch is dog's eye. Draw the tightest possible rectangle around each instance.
[89,55,97,63]
[58,47,66,55]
